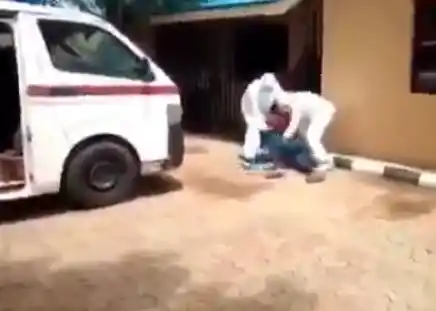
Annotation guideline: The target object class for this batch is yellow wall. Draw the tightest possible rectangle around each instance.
[322,0,436,169]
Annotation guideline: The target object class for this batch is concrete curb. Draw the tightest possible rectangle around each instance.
[332,154,436,188]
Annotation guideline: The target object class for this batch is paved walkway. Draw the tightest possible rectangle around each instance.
[0,136,435,311]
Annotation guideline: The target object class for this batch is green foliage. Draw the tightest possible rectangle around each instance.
[109,0,200,30]
[54,0,200,29]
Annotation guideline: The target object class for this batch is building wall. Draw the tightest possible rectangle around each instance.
[322,0,436,169]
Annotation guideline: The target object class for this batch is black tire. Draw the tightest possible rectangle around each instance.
[167,123,184,168]
[62,140,139,208]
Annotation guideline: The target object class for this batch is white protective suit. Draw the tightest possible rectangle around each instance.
[281,91,336,169]
[240,73,286,160]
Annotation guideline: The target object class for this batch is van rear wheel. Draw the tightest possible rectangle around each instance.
[62,141,139,208]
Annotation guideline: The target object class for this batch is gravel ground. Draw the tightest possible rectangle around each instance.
[0,135,435,311]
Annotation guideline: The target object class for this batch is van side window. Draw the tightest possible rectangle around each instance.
[38,20,154,81]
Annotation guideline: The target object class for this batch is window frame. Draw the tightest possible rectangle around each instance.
[37,18,155,82]
[411,0,436,94]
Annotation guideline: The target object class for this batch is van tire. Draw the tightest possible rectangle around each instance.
[62,141,139,208]
[168,123,184,168]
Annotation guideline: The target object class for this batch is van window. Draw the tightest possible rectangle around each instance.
[38,20,154,81]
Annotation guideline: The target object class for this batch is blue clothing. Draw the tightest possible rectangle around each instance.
[239,131,315,173]
[260,131,315,174]
[15,0,43,3]
[240,159,276,171]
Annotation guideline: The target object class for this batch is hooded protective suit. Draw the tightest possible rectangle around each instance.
[280,91,336,170]
[240,73,286,161]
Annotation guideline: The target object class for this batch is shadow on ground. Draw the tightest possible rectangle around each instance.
[185,145,209,155]
[371,192,436,221]
[181,170,271,200]
[0,250,318,311]
[0,174,182,225]
[185,131,243,145]
[352,173,436,221]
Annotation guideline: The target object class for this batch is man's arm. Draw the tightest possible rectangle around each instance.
[283,104,301,139]
[274,91,301,139]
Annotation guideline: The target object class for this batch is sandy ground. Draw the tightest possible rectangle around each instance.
[0,135,436,311]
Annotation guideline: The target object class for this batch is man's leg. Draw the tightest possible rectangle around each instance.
[306,111,334,171]
[260,131,284,168]
[241,124,276,170]
[242,124,261,159]
[261,131,313,173]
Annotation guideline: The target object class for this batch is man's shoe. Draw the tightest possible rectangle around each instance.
[313,158,334,172]
[239,152,272,164]
[241,158,275,171]
[305,171,326,183]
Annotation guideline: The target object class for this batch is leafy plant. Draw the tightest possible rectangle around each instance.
[43,0,200,26]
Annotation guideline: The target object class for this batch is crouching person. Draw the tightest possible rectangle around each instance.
[262,103,316,174]
[240,73,287,170]
[279,91,336,172]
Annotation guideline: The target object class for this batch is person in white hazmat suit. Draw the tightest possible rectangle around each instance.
[240,73,287,169]
[280,91,336,172]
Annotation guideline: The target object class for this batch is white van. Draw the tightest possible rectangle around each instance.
[0,2,184,207]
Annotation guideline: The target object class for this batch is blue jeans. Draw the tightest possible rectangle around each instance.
[260,131,315,173]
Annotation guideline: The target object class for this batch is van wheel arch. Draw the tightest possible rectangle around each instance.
[60,134,141,207]
[62,134,140,175]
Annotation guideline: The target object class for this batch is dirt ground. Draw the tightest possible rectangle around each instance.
[1,136,436,311]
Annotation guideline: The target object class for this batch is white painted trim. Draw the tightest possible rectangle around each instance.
[333,154,436,188]
[418,172,436,188]
[350,158,385,175]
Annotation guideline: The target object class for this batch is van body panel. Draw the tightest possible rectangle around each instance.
[0,2,183,201]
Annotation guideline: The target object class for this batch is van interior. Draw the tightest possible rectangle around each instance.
[0,22,25,190]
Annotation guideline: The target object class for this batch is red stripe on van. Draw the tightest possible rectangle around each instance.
[27,84,179,97]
